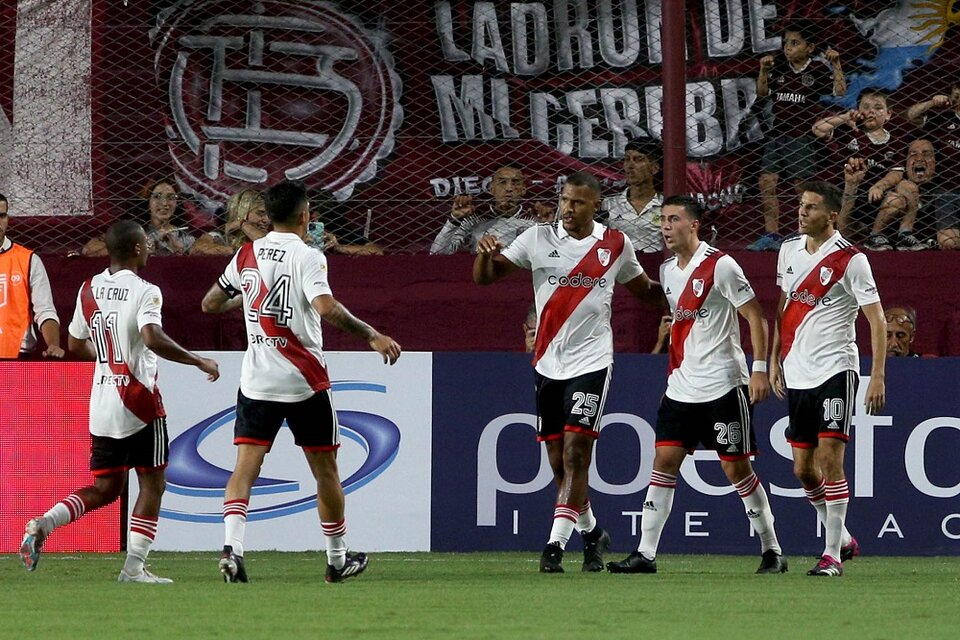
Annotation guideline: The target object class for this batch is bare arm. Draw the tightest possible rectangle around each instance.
[737,298,770,404]
[756,55,773,98]
[312,294,401,364]
[824,47,846,97]
[622,273,667,308]
[201,283,243,314]
[68,334,97,361]
[906,95,949,127]
[190,233,235,256]
[769,290,787,400]
[141,324,219,380]
[861,301,887,415]
[473,235,519,284]
[812,110,857,140]
[868,170,904,203]
[38,319,64,358]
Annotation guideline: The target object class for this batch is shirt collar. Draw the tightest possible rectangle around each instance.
[0,237,11,252]
[798,231,841,254]
[557,219,606,241]
[267,230,305,242]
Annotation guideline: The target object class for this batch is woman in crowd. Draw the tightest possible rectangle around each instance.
[191,189,270,256]
[81,176,195,257]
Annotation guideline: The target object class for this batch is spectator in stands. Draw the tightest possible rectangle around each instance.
[750,19,846,251]
[905,86,960,250]
[191,189,269,256]
[651,315,672,355]
[813,89,920,249]
[81,176,196,257]
[885,306,921,358]
[523,303,537,353]
[0,193,64,359]
[306,190,384,255]
[847,139,935,252]
[600,140,663,252]
[430,166,550,254]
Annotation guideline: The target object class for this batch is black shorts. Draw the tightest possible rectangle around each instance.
[235,390,339,451]
[655,386,756,460]
[786,370,858,447]
[534,367,611,441]
[90,417,168,476]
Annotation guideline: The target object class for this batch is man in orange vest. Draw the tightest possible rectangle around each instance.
[0,193,64,359]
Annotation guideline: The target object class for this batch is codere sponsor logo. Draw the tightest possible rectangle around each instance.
[547,273,607,288]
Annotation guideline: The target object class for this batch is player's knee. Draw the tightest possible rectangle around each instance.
[792,463,819,486]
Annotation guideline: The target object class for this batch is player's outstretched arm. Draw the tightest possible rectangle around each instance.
[737,298,770,404]
[312,294,401,365]
[768,291,787,400]
[623,273,667,308]
[861,301,887,415]
[141,324,220,381]
[473,235,517,284]
[68,334,98,361]
[201,283,243,314]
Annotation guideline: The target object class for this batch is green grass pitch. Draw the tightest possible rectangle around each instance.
[1,552,958,639]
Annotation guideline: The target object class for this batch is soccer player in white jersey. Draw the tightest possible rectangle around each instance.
[201,180,401,584]
[474,171,665,573]
[769,180,886,577]
[19,220,220,582]
[608,196,788,575]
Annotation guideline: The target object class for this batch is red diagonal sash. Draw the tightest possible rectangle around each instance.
[668,250,724,374]
[532,228,625,367]
[80,278,165,424]
[236,245,330,392]
[780,247,858,360]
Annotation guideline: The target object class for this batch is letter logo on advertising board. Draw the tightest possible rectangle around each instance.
[162,381,400,522]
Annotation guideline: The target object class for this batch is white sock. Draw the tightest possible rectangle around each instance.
[43,494,86,534]
[123,515,157,575]
[576,500,597,536]
[223,498,248,557]
[637,471,677,560]
[824,479,850,560]
[735,473,781,555]
[805,480,852,547]
[322,519,348,569]
[548,504,579,550]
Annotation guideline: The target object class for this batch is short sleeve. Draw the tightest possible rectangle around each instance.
[67,287,90,340]
[302,247,333,302]
[499,225,537,270]
[714,255,756,308]
[845,253,881,306]
[218,251,242,298]
[614,235,644,284]
[776,243,788,292]
[137,285,163,331]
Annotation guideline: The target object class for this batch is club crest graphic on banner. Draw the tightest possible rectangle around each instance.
[151,0,403,205]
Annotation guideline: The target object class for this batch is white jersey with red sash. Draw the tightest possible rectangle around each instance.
[218,231,332,402]
[777,232,880,389]
[68,269,165,438]
[501,221,643,380]
[661,242,754,403]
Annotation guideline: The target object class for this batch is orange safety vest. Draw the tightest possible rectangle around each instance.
[0,243,35,358]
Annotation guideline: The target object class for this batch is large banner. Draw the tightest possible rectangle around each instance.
[139,351,433,552]
[3,1,960,249]
[432,353,960,556]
